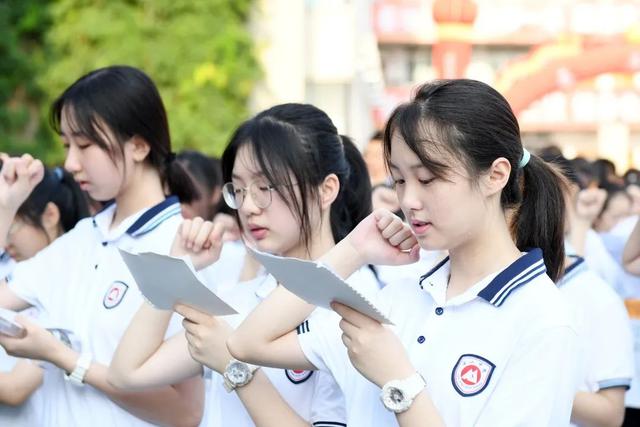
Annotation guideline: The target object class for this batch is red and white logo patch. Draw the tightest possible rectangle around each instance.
[452,354,495,397]
[285,369,314,384]
[103,281,129,309]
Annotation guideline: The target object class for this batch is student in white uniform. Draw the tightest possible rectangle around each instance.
[109,103,383,426]
[0,66,204,427]
[0,164,89,426]
[229,79,580,426]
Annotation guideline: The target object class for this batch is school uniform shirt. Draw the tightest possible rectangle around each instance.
[298,249,581,426]
[375,249,446,286]
[7,197,184,427]
[558,256,634,426]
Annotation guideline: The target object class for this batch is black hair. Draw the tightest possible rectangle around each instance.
[599,183,632,218]
[592,158,618,187]
[537,150,580,187]
[49,65,196,202]
[221,103,372,252]
[370,130,384,141]
[624,168,640,187]
[175,150,222,198]
[17,166,90,238]
[383,79,568,282]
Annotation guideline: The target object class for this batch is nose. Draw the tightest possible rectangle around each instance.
[64,145,82,174]
[398,181,423,212]
[238,188,262,217]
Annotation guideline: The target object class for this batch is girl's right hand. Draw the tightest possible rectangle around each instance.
[170,217,225,270]
[345,209,420,266]
[0,154,45,212]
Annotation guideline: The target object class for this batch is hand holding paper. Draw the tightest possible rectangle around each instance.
[247,246,391,324]
[119,250,237,316]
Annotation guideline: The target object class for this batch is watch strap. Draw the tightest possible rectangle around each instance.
[65,353,92,386]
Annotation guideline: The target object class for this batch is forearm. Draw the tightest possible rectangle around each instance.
[52,345,204,427]
[571,390,625,427]
[0,360,43,406]
[236,370,309,427]
[319,238,365,279]
[109,302,177,388]
[623,221,640,274]
[0,206,18,249]
[228,285,315,369]
[568,220,591,256]
[396,391,445,427]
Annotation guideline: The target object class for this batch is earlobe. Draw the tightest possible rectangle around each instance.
[484,157,512,196]
[320,174,340,209]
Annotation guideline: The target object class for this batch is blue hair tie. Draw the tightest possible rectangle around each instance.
[519,149,531,169]
[53,167,64,181]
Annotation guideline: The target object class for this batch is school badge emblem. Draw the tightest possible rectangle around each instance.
[103,281,129,309]
[285,369,314,384]
[451,354,495,397]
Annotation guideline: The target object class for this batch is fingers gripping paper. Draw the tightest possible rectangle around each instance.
[119,250,237,315]
[247,247,391,324]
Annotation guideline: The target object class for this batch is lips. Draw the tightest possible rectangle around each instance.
[248,224,269,240]
[410,219,431,235]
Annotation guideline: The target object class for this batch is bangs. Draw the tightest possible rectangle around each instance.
[383,102,467,179]
[51,93,123,159]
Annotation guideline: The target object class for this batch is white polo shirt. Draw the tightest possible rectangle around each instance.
[7,197,184,427]
[298,248,580,426]
[559,256,634,395]
[201,270,381,427]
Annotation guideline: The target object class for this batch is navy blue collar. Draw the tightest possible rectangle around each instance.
[91,196,181,238]
[558,255,586,286]
[126,196,181,237]
[419,248,547,307]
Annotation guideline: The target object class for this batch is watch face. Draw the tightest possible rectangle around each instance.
[227,361,249,384]
[382,386,408,412]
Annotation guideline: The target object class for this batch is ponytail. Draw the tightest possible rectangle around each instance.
[330,136,372,242]
[165,156,198,204]
[511,155,569,282]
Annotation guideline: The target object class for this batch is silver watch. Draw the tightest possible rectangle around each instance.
[380,372,426,413]
[222,359,259,392]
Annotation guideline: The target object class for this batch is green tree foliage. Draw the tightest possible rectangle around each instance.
[0,0,57,162]
[1,0,259,163]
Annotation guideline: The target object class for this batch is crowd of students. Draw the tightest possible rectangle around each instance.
[0,65,638,426]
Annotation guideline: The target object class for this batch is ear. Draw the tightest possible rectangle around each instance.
[482,157,511,197]
[320,173,340,210]
[41,202,62,240]
[129,136,151,163]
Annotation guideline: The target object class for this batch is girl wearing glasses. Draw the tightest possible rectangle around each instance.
[228,80,580,426]
[109,103,381,427]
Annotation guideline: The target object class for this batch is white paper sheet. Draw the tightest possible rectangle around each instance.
[119,250,238,316]
[0,307,25,337]
[247,247,391,324]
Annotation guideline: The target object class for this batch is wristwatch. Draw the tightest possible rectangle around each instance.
[64,353,92,386]
[223,359,259,392]
[380,372,427,413]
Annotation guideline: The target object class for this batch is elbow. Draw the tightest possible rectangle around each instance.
[1,391,30,407]
[175,413,202,427]
[107,365,133,390]
[226,330,256,364]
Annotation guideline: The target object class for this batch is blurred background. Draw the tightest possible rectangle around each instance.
[3,0,640,171]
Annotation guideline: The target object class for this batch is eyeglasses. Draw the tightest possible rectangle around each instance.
[222,181,279,210]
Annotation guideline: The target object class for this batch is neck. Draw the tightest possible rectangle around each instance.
[286,218,336,261]
[447,210,521,299]
[112,165,165,229]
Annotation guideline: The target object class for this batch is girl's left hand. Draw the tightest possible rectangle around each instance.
[331,302,415,388]
[175,304,234,374]
[0,315,64,362]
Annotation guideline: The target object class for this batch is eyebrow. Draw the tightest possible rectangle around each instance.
[387,161,426,171]
[231,171,266,181]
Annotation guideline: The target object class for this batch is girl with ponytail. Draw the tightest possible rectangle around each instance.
[109,103,378,426]
[230,80,580,426]
[0,66,204,427]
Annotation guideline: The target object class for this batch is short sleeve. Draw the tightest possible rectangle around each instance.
[586,285,634,390]
[7,226,82,311]
[309,370,347,427]
[297,308,347,378]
